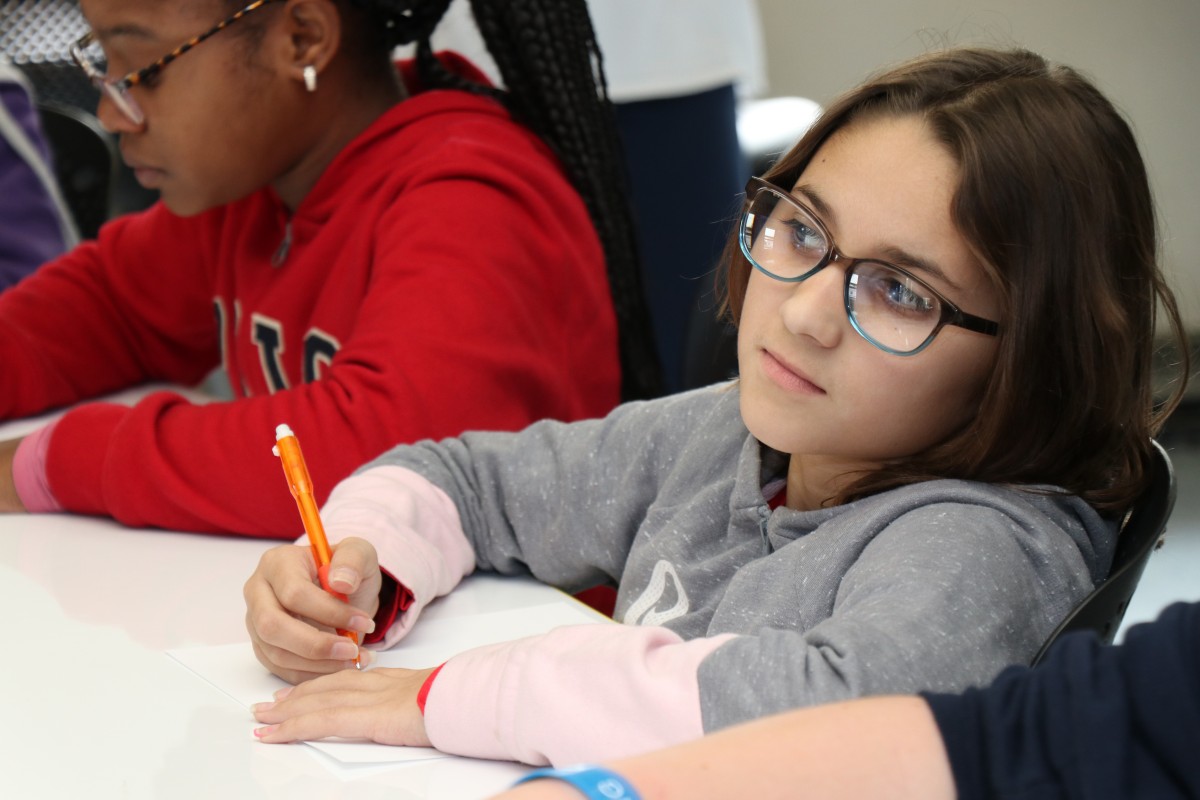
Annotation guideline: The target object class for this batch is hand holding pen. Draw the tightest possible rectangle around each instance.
[242,424,381,683]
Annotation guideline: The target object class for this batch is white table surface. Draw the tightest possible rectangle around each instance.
[0,392,569,799]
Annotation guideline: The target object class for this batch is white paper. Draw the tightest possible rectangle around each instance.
[168,601,606,766]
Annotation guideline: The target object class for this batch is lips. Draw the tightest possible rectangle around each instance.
[125,157,165,189]
[135,168,167,190]
[123,147,158,177]
[760,348,826,395]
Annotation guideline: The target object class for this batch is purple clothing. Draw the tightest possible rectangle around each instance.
[0,75,69,288]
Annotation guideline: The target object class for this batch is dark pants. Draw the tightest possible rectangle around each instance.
[615,84,747,393]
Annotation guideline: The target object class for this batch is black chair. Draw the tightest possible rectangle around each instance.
[1031,439,1176,665]
[36,101,117,240]
[681,299,739,388]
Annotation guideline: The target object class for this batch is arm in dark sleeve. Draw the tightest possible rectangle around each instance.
[925,601,1200,800]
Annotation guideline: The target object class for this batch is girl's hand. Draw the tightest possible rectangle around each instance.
[244,537,382,683]
[251,666,436,747]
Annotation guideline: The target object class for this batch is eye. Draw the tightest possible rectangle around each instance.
[783,218,825,256]
[858,270,937,317]
[886,280,933,312]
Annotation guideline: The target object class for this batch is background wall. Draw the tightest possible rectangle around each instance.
[756,0,1200,336]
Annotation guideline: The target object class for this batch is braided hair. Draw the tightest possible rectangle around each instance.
[344,0,664,400]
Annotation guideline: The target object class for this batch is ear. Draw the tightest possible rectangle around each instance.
[274,0,342,89]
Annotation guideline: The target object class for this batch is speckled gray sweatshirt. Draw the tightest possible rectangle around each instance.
[318,382,1117,766]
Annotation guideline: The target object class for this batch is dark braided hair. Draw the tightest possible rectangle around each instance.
[342,0,665,400]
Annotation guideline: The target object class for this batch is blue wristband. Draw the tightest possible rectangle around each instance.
[514,765,642,800]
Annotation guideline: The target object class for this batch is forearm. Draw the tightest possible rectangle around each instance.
[361,390,708,584]
[425,625,733,765]
[497,697,954,800]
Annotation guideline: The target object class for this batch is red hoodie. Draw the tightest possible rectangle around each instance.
[0,59,619,535]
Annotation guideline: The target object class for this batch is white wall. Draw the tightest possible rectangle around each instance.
[756,0,1200,332]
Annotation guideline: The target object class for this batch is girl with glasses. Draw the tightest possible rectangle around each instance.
[245,47,1189,766]
[0,0,660,534]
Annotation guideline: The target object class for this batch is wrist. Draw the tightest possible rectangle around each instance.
[514,765,642,800]
[0,438,26,512]
[416,662,445,715]
[365,570,412,644]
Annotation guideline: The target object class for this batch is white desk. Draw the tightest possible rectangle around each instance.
[0,513,579,798]
[0,394,577,799]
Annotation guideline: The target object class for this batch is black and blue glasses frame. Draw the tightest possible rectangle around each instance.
[739,176,1000,355]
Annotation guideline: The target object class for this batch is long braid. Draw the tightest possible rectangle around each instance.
[352,0,663,401]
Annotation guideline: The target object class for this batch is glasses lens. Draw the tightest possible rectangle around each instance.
[72,36,145,125]
[742,187,827,280]
[847,261,942,354]
[103,83,145,125]
[72,37,110,79]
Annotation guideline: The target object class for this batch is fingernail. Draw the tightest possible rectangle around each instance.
[348,614,375,634]
[253,725,278,739]
[359,648,375,667]
[251,701,275,714]
[328,568,356,591]
[272,686,294,701]
[331,640,358,660]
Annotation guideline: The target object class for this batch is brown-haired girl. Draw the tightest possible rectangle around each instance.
[244,46,1189,767]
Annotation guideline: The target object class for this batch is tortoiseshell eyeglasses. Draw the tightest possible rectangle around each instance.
[69,0,284,126]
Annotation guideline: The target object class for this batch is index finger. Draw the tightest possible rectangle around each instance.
[254,544,375,628]
[246,571,365,657]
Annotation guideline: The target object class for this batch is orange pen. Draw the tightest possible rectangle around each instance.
[272,423,361,669]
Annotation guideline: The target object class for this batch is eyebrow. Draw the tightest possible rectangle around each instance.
[792,182,963,291]
[93,24,161,44]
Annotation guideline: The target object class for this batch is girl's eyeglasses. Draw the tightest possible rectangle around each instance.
[69,0,284,126]
[739,176,1000,356]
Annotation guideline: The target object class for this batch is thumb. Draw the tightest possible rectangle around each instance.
[325,537,379,595]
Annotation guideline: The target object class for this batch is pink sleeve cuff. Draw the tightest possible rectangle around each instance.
[318,465,475,647]
[13,422,64,512]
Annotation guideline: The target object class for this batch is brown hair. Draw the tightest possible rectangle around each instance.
[722,47,1189,514]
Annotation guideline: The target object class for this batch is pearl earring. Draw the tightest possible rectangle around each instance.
[303,65,318,93]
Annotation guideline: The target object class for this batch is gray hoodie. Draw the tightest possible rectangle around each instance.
[327,382,1116,763]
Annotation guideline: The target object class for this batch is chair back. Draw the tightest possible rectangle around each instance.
[681,304,739,389]
[1030,439,1176,665]
[36,102,117,240]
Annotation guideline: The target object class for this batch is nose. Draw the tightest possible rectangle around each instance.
[94,92,145,135]
[779,264,845,348]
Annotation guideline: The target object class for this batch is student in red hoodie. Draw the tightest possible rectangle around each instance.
[0,0,660,535]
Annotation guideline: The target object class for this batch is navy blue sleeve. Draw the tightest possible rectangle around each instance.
[924,601,1200,800]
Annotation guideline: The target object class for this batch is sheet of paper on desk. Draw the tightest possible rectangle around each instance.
[168,600,606,766]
